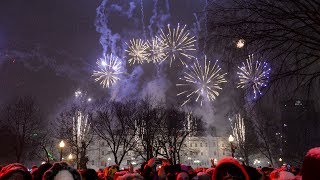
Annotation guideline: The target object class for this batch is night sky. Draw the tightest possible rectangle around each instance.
[0,1,228,127]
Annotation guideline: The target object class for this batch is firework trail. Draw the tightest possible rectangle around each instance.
[140,0,147,39]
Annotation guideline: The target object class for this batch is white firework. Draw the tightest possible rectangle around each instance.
[158,24,196,67]
[147,37,166,63]
[125,39,150,65]
[237,54,271,99]
[177,56,227,106]
[230,113,245,145]
[73,111,91,146]
[92,54,123,88]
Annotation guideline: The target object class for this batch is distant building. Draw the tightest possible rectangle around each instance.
[281,99,320,164]
[86,136,229,170]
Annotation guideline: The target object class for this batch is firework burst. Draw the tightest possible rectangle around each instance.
[158,24,196,67]
[92,54,123,88]
[147,37,166,63]
[237,54,271,99]
[177,56,227,106]
[125,39,150,65]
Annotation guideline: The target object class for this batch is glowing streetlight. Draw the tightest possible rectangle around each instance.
[279,158,283,162]
[68,154,73,160]
[59,140,65,161]
[228,135,235,158]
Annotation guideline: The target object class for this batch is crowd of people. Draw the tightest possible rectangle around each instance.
[0,147,319,180]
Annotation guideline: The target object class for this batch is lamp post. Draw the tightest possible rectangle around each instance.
[59,140,65,161]
[68,154,73,161]
[228,135,235,158]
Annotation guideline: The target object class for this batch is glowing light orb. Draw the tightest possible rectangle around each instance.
[237,54,271,99]
[92,54,123,88]
[177,56,227,106]
[125,39,150,65]
[236,39,245,48]
[158,24,196,67]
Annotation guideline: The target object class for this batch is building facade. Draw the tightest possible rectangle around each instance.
[86,135,229,170]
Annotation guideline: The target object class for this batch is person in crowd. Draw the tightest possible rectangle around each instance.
[97,169,105,180]
[31,165,38,174]
[79,168,98,180]
[196,172,211,180]
[176,171,189,180]
[212,157,250,180]
[0,163,32,180]
[32,162,52,180]
[269,169,295,180]
[104,165,119,180]
[42,162,81,180]
[298,147,320,180]
[244,166,263,180]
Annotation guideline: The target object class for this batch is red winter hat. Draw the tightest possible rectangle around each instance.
[212,157,249,180]
[300,147,320,180]
[0,163,31,180]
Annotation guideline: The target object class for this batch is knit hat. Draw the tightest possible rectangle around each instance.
[300,147,320,180]
[212,157,249,180]
[0,163,32,180]
[42,162,81,180]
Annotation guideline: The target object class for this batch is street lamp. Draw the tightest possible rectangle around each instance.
[228,135,235,158]
[59,140,65,161]
[68,154,73,160]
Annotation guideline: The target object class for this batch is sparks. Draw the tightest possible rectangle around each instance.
[230,113,245,145]
[125,39,150,65]
[73,111,90,145]
[92,53,123,88]
[147,37,166,63]
[237,54,271,99]
[177,56,227,106]
[158,24,196,67]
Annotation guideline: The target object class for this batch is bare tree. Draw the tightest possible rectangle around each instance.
[134,99,166,161]
[1,96,43,163]
[92,100,138,165]
[56,104,93,169]
[230,112,258,165]
[156,108,205,164]
[207,0,320,93]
